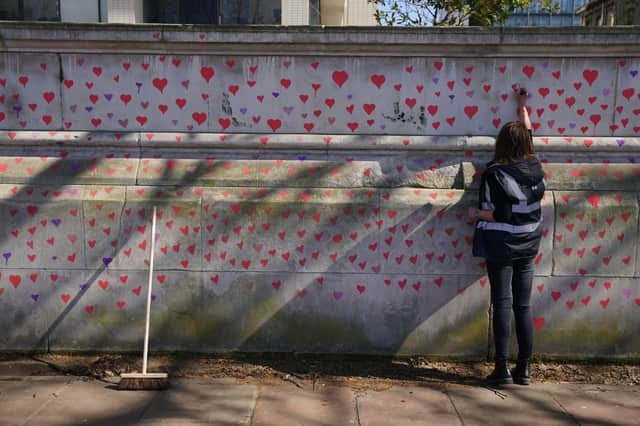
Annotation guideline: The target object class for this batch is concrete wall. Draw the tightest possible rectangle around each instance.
[0,23,639,357]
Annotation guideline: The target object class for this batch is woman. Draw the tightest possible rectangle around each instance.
[469,88,546,386]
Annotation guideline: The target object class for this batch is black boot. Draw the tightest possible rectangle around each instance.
[512,360,530,385]
[486,360,513,386]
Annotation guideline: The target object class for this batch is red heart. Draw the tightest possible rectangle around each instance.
[583,69,599,86]
[370,74,385,89]
[152,77,168,93]
[200,66,215,83]
[267,119,282,132]
[587,194,600,208]
[218,118,231,130]
[192,112,207,125]
[332,70,349,88]
[464,105,478,119]
[42,92,55,103]
[522,65,535,79]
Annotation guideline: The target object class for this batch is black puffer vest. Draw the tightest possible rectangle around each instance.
[472,157,546,261]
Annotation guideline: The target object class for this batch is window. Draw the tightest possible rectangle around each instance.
[310,0,320,25]
[144,0,218,24]
[144,0,281,25]
[0,0,60,21]
[219,0,280,24]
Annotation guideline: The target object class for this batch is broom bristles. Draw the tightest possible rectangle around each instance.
[119,372,169,390]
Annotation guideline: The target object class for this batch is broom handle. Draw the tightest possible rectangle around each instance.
[142,205,157,375]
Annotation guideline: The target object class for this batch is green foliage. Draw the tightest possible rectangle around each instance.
[368,0,562,26]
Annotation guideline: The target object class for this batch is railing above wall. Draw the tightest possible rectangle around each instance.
[0,22,640,57]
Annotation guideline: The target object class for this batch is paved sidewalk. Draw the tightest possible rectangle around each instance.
[0,376,638,425]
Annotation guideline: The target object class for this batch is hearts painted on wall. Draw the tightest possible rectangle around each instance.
[1,55,639,136]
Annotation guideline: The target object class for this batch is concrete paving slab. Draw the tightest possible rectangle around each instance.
[0,377,71,425]
[140,379,257,425]
[544,384,640,426]
[357,385,461,426]
[251,385,356,426]
[446,384,575,426]
[26,378,154,425]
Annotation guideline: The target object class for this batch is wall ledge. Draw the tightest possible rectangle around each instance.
[1,131,639,153]
[1,23,639,57]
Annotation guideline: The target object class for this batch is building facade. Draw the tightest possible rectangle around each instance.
[0,0,376,25]
[504,0,586,26]
[577,0,640,26]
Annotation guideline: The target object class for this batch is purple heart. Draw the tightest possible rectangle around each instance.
[380,124,386,130]
[136,82,143,91]
[629,158,637,164]
[602,88,610,97]
[52,256,58,260]
[297,155,306,161]
[543,61,549,69]
[272,92,279,98]
[151,294,156,301]
[67,188,78,196]
[623,288,632,298]
[85,106,93,112]
[171,120,178,126]
[104,94,113,101]
[31,294,40,302]
[102,257,112,266]
[283,106,294,115]
[3,252,11,263]
[333,291,343,301]
[52,218,62,227]
[432,78,439,84]
[617,139,625,147]
[569,123,576,129]
[630,70,638,77]
[240,107,247,114]
[433,136,441,142]
[347,94,353,100]
[107,113,114,119]
[71,163,81,171]
[449,95,455,100]
[80,284,87,290]
[417,159,427,166]
[14,106,22,114]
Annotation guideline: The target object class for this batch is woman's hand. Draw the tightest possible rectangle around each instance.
[469,207,495,222]
[516,87,528,108]
[515,87,532,130]
[468,207,479,219]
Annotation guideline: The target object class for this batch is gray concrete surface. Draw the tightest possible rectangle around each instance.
[1,25,640,357]
[0,376,638,425]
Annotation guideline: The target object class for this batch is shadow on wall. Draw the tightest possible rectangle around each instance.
[0,139,638,358]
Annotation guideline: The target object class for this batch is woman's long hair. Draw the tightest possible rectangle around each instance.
[493,121,535,164]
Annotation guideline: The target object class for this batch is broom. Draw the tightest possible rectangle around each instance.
[119,206,169,390]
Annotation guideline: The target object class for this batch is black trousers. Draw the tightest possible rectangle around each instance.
[487,256,535,362]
